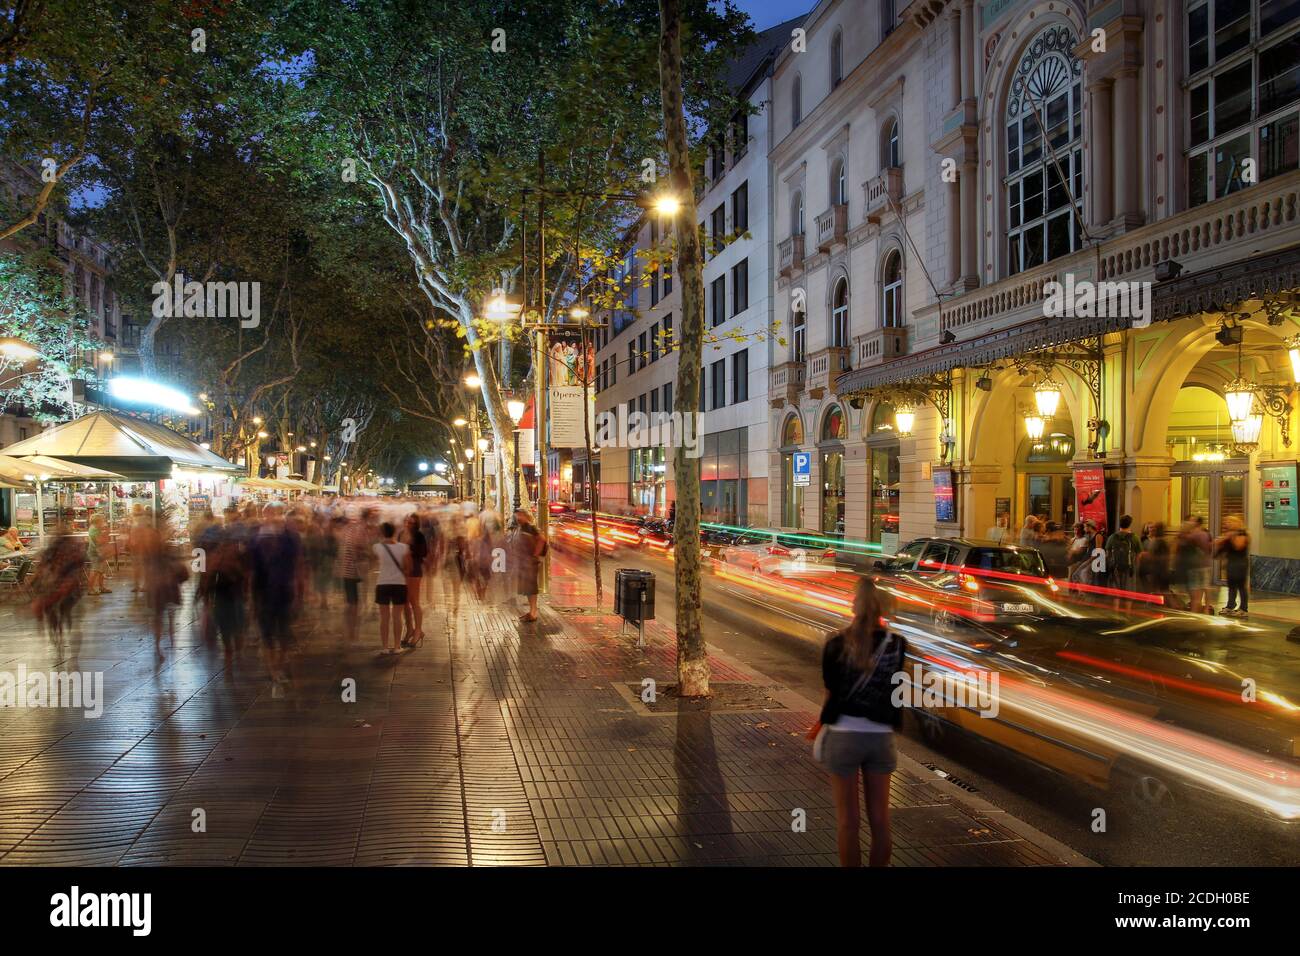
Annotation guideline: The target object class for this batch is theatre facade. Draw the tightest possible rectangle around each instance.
[768,0,1300,589]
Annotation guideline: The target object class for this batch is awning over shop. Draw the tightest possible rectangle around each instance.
[0,453,123,483]
[835,311,1127,394]
[1151,242,1300,324]
[0,410,240,480]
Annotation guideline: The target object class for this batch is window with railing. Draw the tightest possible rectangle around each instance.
[1186,0,1300,207]
[831,276,850,347]
[881,251,903,328]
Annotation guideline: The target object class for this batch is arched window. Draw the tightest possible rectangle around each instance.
[881,117,900,169]
[792,74,803,129]
[881,250,903,328]
[831,30,844,88]
[831,158,847,206]
[791,190,805,235]
[831,276,850,348]
[821,405,846,442]
[782,414,804,447]
[792,305,807,363]
[1005,25,1084,275]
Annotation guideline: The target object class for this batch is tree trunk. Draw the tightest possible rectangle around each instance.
[659,0,709,698]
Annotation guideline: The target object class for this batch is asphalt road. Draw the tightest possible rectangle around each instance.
[550,538,1300,866]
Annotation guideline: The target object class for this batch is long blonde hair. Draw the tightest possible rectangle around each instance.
[842,576,882,670]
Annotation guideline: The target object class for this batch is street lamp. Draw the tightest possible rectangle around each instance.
[1024,414,1046,442]
[894,403,915,437]
[464,373,482,389]
[507,398,526,510]
[1224,377,1256,424]
[0,337,37,360]
[1033,378,1062,419]
[418,461,428,472]
[653,195,681,217]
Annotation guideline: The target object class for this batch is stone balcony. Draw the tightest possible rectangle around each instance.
[815,204,848,253]
[778,234,805,278]
[863,167,904,223]
[768,360,806,408]
[806,346,851,398]
[853,326,908,368]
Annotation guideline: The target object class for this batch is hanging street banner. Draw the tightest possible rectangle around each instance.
[549,385,597,448]
[1074,465,1108,532]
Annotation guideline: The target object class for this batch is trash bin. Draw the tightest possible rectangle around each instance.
[614,568,655,623]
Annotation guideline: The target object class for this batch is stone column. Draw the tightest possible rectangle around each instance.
[948,7,962,111]
[961,0,975,103]
[960,159,978,281]
[1088,78,1114,229]
[948,178,961,285]
[1112,68,1139,225]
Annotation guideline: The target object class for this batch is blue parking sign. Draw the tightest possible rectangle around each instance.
[792,451,811,486]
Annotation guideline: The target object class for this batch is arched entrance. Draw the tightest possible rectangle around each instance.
[778,413,805,528]
[819,404,846,535]
[867,401,900,546]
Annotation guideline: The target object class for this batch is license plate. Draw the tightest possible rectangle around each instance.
[1000,603,1035,614]
[700,548,711,558]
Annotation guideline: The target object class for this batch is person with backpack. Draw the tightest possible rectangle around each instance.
[1104,514,1141,597]
[512,508,546,623]
[1215,515,1250,616]
[813,576,906,867]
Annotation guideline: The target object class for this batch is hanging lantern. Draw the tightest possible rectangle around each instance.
[1033,378,1062,419]
[1223,377,1256,424]
[1024,414,1046,441]
[1231,413,1263,447]
[1290,343,1300,384]
[894,403,915,437]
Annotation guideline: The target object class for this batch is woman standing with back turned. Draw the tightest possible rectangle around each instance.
[813,576,907,867]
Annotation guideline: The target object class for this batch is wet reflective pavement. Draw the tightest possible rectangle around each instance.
[0,570,1086,866]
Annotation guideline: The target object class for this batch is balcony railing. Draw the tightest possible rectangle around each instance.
[937,172,1300,344]
[778,234,805,278]
[815,204,848,252]
[806,346,850,397]
[854,326,908,368]
[863,167,904,223]
[768,360,806,407]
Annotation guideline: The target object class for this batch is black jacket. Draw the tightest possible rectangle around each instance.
[819,628,907,728]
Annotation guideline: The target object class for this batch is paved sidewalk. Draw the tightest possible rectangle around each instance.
[0,567,1089,866]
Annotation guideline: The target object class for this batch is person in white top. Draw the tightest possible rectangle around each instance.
[371,521,411,655]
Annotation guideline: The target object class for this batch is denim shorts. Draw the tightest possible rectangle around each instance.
[813,726,897,776]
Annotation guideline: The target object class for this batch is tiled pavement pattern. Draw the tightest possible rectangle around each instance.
[0,566,1075,866]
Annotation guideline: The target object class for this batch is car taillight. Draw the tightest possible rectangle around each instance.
[767,545,789,556]
[1045,576,1060,593]
[959,572,980,593]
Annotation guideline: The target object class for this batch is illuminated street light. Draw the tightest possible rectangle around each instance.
[1024,414,1046,441]
[253,416,263,425]
[464,373,482,389]
[257,430,269,438]
[107,376,201,415]
[0,337,38,360]
[418,461,428,472]
[464,448,475,461]
[453,417,468,427]
[1290,336,1300,383]
[1033,378,1062,419]
[653,194,681,217]
[295,445,307,452]
[485,290,521,321]
[98,351,114,364]
[477,437,489,452]
[894,403,915,437]
[569,305,590,322]
[1232,413,1263,447]
[1223,377,1256,424]
[507,400,526,424]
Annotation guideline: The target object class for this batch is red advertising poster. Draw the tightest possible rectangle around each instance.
[1074,466,1108,532]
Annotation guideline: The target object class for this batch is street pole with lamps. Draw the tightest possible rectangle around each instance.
[507,399,526,510]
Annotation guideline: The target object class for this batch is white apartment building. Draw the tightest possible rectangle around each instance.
[593,17,800,524]
[768,0,941,543]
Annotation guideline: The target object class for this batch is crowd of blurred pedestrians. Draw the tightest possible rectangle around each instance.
[14,497,549,679]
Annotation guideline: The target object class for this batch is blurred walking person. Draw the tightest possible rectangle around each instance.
[85,514,110,595]
[248,502,303,681]
[813,577,906,867]
[1104,514,1141,601]
[207,515,249,669]
[399,512,427,647]
[372,521,410,654]
[1216,515,1250,617]
[1138,522,1172,598]
[31,523,86,641]
[1175,517,1213,613]
[334,513,369,642]
[511,508,545,623]
[140,517,185,656]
